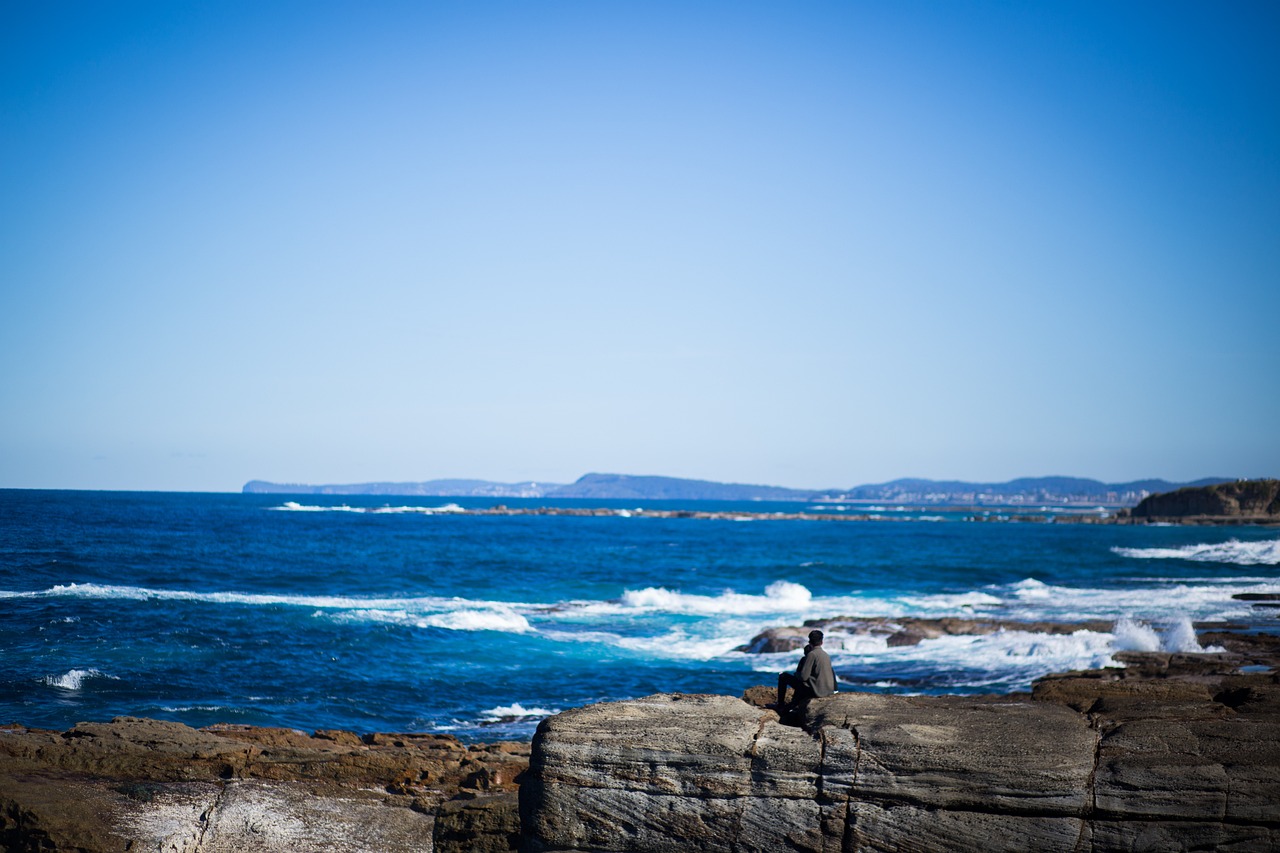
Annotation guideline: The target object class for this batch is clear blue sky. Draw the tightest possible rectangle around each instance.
[3,1,1278,492]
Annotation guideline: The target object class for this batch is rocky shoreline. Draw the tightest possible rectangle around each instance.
[3,625,1278,852]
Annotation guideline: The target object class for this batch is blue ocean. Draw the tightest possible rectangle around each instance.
[2,490,1277,741]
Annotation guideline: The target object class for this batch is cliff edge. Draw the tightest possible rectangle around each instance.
[1127,479,1280,523]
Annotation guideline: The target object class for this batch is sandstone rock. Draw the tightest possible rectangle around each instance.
[0,718,526,852]
[520,693,823,852]
[522,664,1280,852]
[434,792,521,853]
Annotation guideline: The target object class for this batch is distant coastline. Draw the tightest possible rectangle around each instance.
[244,471,1239,508]
[266,500,1280,526]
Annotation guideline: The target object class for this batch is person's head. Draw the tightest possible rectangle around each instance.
[808,629,824,647]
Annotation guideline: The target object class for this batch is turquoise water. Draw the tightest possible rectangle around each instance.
[2,490,1276,740]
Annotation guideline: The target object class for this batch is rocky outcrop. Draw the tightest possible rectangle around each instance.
[521,641,1280,852]
[1127,479,1280,523]
[738,616,1114,653]
[0,717,526,852]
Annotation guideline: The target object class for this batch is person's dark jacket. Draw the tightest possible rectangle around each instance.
[796,645,836,697]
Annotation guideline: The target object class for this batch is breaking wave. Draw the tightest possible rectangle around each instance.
[1112,616,1222,653]
[479,703,558,722]
[615,580,813,615]
[43,668,116,690]
[271,501,467,514]
[1113,539,1280,566]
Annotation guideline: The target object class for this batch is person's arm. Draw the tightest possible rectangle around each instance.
[796,650,816,683]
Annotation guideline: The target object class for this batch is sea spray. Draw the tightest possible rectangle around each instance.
[1112,617,1162,652]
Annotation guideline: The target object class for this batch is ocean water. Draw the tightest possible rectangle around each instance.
[2,490,1277,741]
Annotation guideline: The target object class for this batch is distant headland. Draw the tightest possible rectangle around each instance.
[1120,478,1280,523]
[243,472,1239,507]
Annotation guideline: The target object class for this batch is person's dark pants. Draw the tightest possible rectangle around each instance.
[777,672,814,710]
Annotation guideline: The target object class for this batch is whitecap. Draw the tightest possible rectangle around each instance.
[1112,539,1280,566]
[479,703,558,722]
[332,605,531,634]
[43,668,115,690]
[616,580,813,616]
[271,502,466,515]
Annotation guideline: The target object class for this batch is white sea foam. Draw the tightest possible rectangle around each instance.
[480,703,558,722]
[272,502,466,515]
[275,501,363,512]
[43,668,115,690]
[334,605,531,633]
[419,608,531,633]
[538,624,760,660]
[1112,617,1161,652]
[896,590,1005,612]
[1112,616,1222,654]
[913,630,1117,674]
[22,582,535,634]
[159,705,230,713]
[28,582,526,613]
[1112,539,1280,566]
[750,629,1120,687]
[961,577,1275,624]
[616,580,814,616]
[1161,616,1214,652]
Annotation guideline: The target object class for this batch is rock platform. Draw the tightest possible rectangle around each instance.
[3,630,1278,851]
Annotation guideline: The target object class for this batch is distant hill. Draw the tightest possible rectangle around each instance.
[546,473,818,501]
[243,473,1242,506]
[834,476,1233,506]
[242,479,559,498]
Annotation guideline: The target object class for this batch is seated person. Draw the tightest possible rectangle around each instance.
[771,629,836,713]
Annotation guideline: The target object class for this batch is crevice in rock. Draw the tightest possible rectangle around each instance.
[194,781,230,852]
[1071,816,1089,853]
[749,714,769,758]
[1084,712,1103,819]
[850,724,862,784]
[838,724,860,853]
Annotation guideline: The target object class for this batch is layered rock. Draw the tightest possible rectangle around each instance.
[521,645,1280,852]
[0,717,526,852]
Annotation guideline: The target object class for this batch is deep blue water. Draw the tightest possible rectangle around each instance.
[2,490,1276,740]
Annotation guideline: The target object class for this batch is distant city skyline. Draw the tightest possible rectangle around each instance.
[3,1,1278,492]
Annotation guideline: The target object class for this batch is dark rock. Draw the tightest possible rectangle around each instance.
[434,792,521,853]
[1130,479,1280,522]
[738,616,1114,657]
